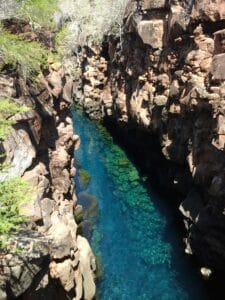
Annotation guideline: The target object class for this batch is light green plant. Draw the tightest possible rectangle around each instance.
[17,0,58,29]
[0,28,48,78]
[0,177,30,248]
[55,25,68,57]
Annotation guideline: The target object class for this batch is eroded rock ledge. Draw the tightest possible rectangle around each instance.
[74,0,225,277]
[0,24,96,300]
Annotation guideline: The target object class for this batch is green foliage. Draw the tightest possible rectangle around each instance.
[0,28,48,78]
[0,177,29,248]
[55,26,68,57]
[17,0,58,29]
[0,97,30,141]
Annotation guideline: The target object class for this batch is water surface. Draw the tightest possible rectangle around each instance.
[72,109,207,300]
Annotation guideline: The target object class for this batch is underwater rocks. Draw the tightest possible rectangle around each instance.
[0,27,96,299]
[73,0,225,278]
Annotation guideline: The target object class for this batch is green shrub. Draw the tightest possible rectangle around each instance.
[18,0,58,29]
[0,28,48,78]
[0,177,30,248]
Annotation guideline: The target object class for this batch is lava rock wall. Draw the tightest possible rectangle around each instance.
[0,21,96,300]
[74,0,225,276]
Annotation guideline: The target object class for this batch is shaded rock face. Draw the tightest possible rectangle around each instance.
[74,0,225,276]
[0,24,95,300]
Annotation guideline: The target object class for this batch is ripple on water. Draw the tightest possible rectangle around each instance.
[72,109,208,300]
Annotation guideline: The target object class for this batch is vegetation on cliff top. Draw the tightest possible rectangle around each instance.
[0,0,128,72]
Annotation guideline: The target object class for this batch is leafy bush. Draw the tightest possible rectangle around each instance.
[18,0,58,29]
[55,25,68,56]
[0,28,48,78]
[0,0,58,28]
[0,177,29,248]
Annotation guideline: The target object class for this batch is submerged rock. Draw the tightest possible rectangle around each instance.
[77,191,99,221]
[78,168,92,190]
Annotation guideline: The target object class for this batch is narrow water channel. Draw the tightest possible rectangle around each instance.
[72,109,208,300]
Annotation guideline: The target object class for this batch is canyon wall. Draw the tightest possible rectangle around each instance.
[0,23,96,300]
[74,0,225,277]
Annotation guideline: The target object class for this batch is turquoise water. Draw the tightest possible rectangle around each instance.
[72,109,207,300]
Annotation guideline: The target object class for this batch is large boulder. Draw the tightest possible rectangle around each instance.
[0,128,36,181]
[77,236,96,300]
[137,20,164,49]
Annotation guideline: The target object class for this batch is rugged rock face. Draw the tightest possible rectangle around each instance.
[74,0,225,277]
[0,24,96,300]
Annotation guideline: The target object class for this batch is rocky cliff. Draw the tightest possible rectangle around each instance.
[74,0,225,278]
[0,22,96,300]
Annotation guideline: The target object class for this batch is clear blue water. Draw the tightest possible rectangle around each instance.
[72,109,208,300]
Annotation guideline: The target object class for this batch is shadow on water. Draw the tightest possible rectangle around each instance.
[72,108,210,300]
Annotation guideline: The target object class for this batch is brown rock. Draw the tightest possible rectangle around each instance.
[137,20,164,49]
[210,53,225,80]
